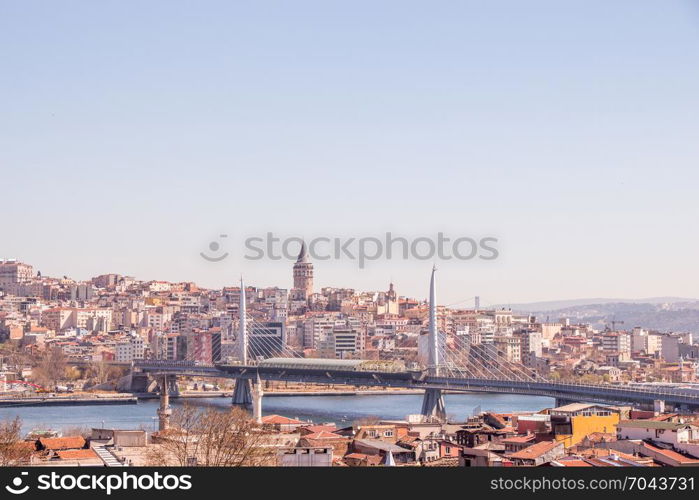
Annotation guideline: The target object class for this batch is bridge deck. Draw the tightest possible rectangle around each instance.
[133,361,699,409]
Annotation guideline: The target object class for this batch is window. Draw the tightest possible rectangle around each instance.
[384,430,393,437]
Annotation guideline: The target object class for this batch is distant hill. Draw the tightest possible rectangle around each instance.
[499,299,699,334]
[493,297,695,312]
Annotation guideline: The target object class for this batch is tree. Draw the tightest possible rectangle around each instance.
[32,346,67,389]
[0,417,32,466]
[0,343,28,377]
[61,426,91,438]
[147,405,275,466]
[85,361,125,386]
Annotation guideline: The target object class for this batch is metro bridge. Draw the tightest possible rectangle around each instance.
[134,268,699,429]
[134,358,699,415]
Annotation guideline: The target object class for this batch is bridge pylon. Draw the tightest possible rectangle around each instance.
[238,276,248,365]
[421,388,446,421]
[232,378,253,406]
[420,266,447,422]
[232,277,253,406]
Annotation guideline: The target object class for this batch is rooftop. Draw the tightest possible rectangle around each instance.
[640,442,699,465]
[353,439,411,454]
[502,435,536,444]
[56,449,99,460]
[262,415,306,425]
[551,403,610,414]
[552,457,593,467]
[617,420,696,430]
[509,441,560,460]
[38,436,86,450]
[302,431,346,440]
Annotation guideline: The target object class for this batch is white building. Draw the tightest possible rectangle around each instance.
[115,337,145,362]
[662,335,683,363]
[601,332,631,357]
[617,420,699,447]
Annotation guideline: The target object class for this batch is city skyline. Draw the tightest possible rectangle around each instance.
[2,256,698,309]
[4,0,699,477]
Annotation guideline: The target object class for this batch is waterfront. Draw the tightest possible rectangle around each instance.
[0,393,553,434]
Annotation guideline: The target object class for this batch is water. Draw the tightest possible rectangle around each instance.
[0,393,553,435]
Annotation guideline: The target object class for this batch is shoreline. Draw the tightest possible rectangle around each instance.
[135,389,427,399]
[0,395,138,408]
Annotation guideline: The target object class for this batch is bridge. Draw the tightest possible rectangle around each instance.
[133,269,699,429]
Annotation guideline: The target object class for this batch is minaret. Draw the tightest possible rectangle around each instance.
[157,375,172,431]
[252,372,264,424]
[239,277,247,365]
[293,242,314,300]
[428,265,439,375]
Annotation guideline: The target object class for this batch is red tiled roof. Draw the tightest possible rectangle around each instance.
[584,458,618,467]
[509,441,560,460]
[641,442,699,464]
[502,435,536,444]
[583,432,616,443]
[648,414,679,421]
[554,458,593,467]
[56,449,98,460]
[344,453,382,465]
[262,415,305,425]
[301,425,337,434]
[302,431,345,440]
[39,436,86,450]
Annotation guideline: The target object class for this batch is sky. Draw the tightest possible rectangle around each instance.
[1,1,699,305]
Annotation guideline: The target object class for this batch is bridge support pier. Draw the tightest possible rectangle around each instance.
[157,375,173,431]
[555,397,576,408]
[421,388,446,422]
[232,378,252,406]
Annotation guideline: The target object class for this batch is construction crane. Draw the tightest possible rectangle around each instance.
[606,318,625,331]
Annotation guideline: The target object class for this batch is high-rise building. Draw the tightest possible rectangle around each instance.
[0,260,33,284]
[116,337,146,362]
[249,322,286,359]
[601,332,631,358]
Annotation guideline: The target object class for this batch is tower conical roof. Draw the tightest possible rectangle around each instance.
[296,242,309,263]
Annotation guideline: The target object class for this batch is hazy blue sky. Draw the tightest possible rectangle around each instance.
[2,1,699,305]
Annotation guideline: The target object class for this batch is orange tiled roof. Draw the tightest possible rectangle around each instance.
[39,436,86,450]
[301,425,337,434]
[641,442,699,464]
[554,458,592,467]
[502,435,536,444]
[509,440,559,460]
[302,431,345,440]
[56,449,98,460]
[262,415,305,425]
